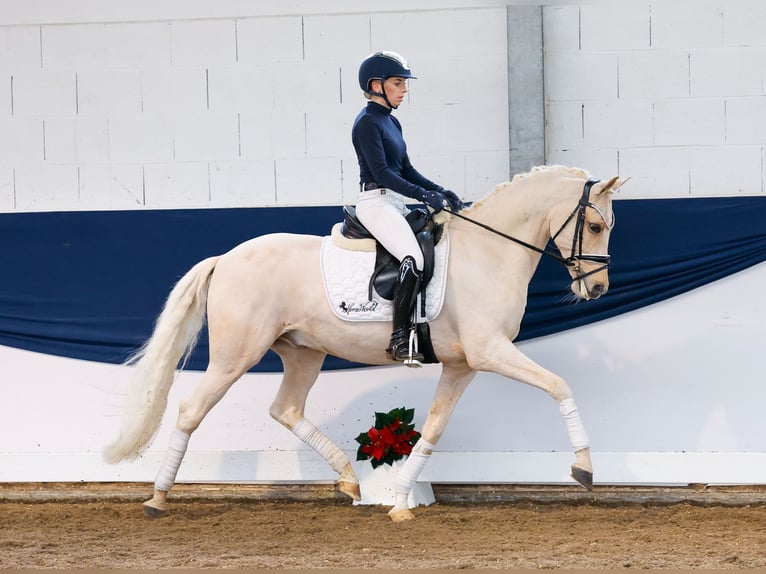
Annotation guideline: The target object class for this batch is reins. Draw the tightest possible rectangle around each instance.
[444,178,612,282]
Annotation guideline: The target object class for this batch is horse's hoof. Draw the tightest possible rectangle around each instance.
[571,466,593,491]
[142,501,168,518]
[388,508,415,522]
[337,480,361,501]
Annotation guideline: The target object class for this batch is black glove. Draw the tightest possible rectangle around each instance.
[441,189,464,212]
[421,190,446,213]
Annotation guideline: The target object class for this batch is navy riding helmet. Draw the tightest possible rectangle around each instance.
[358,51,417,107]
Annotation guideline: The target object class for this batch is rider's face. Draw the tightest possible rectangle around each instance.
[379,77,408,108]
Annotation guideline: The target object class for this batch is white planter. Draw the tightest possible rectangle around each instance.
[353,460,435,507]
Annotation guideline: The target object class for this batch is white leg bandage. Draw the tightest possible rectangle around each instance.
[559,397,590,451]
[393,438,434,509]
[293,418,350,474]
[154,428,190,492]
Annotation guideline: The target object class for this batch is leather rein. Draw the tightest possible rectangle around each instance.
[445,178,614,283]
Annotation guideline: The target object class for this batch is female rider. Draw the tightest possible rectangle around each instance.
[352,51,463,365]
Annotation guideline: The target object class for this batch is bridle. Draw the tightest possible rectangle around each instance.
[445,178,615,283]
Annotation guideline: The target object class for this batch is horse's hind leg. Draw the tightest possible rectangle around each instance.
[142,363,252,517]
[269,342,360,501]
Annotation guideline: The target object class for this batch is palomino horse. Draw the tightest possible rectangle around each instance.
[104,165,626,522]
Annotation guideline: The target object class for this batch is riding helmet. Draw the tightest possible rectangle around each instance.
[358,51,417,95]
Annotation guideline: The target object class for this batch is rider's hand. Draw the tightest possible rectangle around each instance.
[421,191,445,213]
[441,189,464,212]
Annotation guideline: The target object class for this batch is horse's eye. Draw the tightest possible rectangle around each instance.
[588,222,602,234]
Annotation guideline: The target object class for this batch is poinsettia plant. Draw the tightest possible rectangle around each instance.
[355,406,421,469]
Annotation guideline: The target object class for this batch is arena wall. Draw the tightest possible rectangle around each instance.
[1,1,765,487]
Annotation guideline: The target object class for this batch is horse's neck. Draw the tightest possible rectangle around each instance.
[465,182,553,252]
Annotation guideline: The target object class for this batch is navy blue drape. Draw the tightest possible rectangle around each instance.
[1,197,765,371]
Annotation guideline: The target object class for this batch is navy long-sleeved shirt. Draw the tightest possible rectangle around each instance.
[352,101,442,202]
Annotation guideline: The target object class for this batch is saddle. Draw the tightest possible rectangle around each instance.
[339,205,444,302]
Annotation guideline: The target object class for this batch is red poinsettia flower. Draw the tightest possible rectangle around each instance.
[355,407,422,469]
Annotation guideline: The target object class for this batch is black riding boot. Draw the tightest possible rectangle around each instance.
[386,256,424,365]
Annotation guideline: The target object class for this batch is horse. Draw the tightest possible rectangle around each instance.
[104,164,626,522]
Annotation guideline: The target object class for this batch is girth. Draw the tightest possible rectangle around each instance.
[340,205,444,301]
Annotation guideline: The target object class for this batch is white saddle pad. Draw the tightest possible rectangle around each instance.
[320,232,450,322]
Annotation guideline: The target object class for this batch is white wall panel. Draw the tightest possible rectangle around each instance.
[545,52,619,101]
[618,147,691,199]
[209,159,275,207]
[690,48,764,97]
[41,24,106,69]
[273,61,341,110]
[584,100,654,149]
[546,101,582,152]
[236,16,304,64]
[109,114,173,162]
[143,161,209,207]
[78,163,144,208]
[306,104,354,157]
[0,165,13,209]
[464,150,510,199]
[303,14,370,62]
[14,163,78,210]
[722,0,766,47]
[173,112,239,161]
[105,22,172,67]
[42,118,76,162]
[171,19,237,66]
[542,6,579,52]
[689,146,762,196]
[726,97,766,145]
[141,68,207,113]
[617,51,689,100]
[11,70,76,116]
[0,73,9,115]
[0,26,40,69]
[207,65,275,112]
[240,110,305,159]
[580,3,649,51]
[653,99,725,147]
[275,157,341,205]
[77,69,142,115]
[0,118,42,161]
[650,0,724,49]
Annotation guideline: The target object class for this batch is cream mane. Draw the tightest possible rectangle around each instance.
[465,165,591,213]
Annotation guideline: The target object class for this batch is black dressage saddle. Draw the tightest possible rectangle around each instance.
[339,205,444,302]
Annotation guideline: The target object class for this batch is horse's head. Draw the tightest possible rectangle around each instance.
[549,174,627,301]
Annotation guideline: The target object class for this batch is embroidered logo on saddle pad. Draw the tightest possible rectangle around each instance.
[320,229,450,323]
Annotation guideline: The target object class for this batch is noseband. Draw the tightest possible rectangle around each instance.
[550,177,615,281]
[446,178,614,283]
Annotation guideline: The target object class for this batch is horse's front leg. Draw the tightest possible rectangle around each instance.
[269,343,360,501]
[389,364,477,522]
[467,338,593,490]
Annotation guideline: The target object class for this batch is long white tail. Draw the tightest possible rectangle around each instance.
[103,256,220,463]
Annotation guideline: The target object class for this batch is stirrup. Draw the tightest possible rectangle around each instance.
[387,329,423,368]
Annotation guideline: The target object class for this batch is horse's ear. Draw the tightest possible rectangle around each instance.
[594,176,629,195]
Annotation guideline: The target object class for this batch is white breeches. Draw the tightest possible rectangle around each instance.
[355,189,424,270]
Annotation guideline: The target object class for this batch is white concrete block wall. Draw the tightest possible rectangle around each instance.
[544,1,766,199]
[0,3,509,213]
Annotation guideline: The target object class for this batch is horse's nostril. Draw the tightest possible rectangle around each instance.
[591,283,604,296]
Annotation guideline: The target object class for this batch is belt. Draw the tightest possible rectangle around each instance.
[361,182,386,192]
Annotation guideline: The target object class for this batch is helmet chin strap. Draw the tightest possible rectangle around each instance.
[370,80,398,109]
